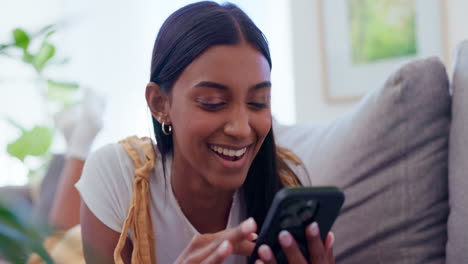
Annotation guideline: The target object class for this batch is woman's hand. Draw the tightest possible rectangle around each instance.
[174,217,258,264]
[254,222,335,264]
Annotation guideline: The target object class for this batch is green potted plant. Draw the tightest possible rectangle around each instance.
[1,24,81,263]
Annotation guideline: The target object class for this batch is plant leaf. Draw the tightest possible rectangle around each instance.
[47,80,79,105]
[0,44,9,53]
[38,24,56,36]
[0,233,27,264]
[0,203,54,264]
[6,126,53,161]
[23,50,35,63]
[32,42,55,72]
[5,117,26,132]
[0,206,24,232]
[12,28,30,51]
[47,79,79,90]
[45,29,56,39]
[0,228,54,264]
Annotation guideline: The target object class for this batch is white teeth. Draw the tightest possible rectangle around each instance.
[210,145,247,157]
[235,149,243,156]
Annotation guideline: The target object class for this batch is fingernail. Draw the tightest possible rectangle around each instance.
[255,260,265,264]
[309,222,319,236]
[259,244,272,261]
[251,233,258,241]
[327,232,335,248]
[218,240,230,255]
[241,217,256,234]
[279,230,292,247]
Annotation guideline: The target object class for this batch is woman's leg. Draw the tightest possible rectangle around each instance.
[49,89,105,229]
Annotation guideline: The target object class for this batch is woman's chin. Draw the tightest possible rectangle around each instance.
[207,173,247,192]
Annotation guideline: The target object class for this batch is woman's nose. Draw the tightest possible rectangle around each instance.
[223,107,251,139]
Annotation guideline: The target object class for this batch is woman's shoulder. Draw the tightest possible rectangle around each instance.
[87,137,160,171]
[76,142,140,233]
[86,142,134,171]
[89,142,125,159]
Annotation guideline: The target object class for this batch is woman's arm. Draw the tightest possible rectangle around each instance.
[80,201,133,263]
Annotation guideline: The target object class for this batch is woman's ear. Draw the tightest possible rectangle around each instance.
[145,82,170,122]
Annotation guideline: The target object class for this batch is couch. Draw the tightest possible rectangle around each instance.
[274,40,468,263]
[2,41,467,263]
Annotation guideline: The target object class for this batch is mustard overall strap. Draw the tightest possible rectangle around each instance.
[277,146,303,187]
[115,136,157,264]
[114,136,302,264]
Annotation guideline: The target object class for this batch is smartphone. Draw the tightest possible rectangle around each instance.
[248,187,345,264]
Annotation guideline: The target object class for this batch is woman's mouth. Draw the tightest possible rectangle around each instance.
[209,145,248,162]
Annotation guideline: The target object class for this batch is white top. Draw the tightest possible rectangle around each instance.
[75,142,311,264]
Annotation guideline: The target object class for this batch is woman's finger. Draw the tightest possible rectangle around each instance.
[223,217,257,243]
[219,217,257,256]
[248,232,258,241]
[201,240,232,264]
[235,240,256,256]
[257,244,277,264]
[325,232,336,264]
[278,231,307,264]
[305,222,328,263]
[186,218,257,262]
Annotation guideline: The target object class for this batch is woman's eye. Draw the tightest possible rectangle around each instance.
[200,102,226,110]
[248,102,268,109]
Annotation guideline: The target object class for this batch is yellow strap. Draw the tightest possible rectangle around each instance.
[114,136,302,263]
[114,136,157,264]
[277,146,303,187]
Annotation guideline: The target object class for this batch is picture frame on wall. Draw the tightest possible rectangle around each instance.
[318,0,449,103]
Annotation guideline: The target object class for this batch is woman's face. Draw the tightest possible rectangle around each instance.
[167,43,271,191]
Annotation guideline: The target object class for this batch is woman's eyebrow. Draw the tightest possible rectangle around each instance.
[194,81,271,91]
[251,81,271,90]
[194,81,228,91]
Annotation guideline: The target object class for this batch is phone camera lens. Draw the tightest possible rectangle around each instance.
[298,207,314,223]
[298,200,318,224]
[279,215,295,229]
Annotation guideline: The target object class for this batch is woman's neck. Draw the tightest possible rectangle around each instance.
[170,154,236,234]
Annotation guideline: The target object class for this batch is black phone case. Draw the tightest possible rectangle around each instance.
[248,187,345,264]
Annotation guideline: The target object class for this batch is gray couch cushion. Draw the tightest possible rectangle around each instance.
[447,40,468,263]
[275,57,450,263]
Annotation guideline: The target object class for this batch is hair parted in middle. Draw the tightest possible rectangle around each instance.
[148,1,298,228]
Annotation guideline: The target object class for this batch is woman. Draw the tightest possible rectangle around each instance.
[76,1,335,263]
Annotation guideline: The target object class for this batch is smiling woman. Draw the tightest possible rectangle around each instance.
[149,43,273,192]
[74,1,335,264]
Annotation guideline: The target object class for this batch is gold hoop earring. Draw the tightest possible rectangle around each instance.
[161,121,172,135]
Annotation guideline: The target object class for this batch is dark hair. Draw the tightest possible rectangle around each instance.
[149,1,282,228]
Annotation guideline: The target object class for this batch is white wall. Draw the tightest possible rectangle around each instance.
[58,0,296,149]
[2,0,467,186]
[0,0,296,185]
[290,0,354,123]
[446,0,468,70]
[290,0,468,123]
[0,0,65,186]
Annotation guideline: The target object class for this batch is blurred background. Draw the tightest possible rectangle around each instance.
[1,0,467,186]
